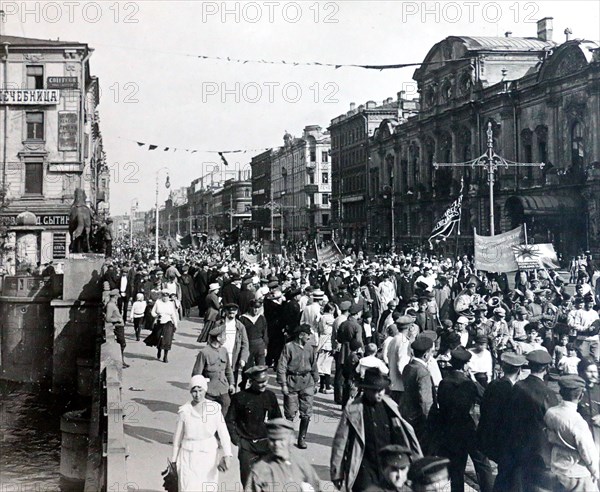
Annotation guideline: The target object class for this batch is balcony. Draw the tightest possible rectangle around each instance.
[304,184,319,194]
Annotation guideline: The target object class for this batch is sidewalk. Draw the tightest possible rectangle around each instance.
[121,316,339,491]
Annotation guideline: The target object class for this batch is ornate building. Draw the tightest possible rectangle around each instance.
[369,18,600,259]
[250,148,273,240]
[271,126,331,241]
[0,35,106,272]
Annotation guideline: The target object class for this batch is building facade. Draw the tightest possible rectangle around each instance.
[367,18,600,259]
[329,98,407,246]
[0,35,106,272]
[271,126,331,242]
[250,149,273,240]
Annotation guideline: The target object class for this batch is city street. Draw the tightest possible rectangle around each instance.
[122,316,339,492]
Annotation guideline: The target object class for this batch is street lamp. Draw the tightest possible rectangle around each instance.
[130,198,138,249]
[155,167,170,263]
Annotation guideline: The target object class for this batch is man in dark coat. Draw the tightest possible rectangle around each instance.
[221,274,242,307]
[239,299,269,390]
[179,265,197,318]
[436,347,494,492]
[264,289,286,367]
[193,261,209,316]
[505,349,559,492]
[399,336,435,441]
[225,365,282,486]
[476,352,527,492]
[238,277,256,315]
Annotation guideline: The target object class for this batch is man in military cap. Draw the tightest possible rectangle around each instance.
[387,316,414,404]
[244,418,320,492]
[105,289,129,368]
[407,457,451,492]
[399,336,435,441]
[477,352,527,491]
[239,299,269,390]
[226,365,282,486]
[364,445,412,492]
[276,324,318,449]
[505,349,559,492]
[192,324,235,416]
[437,347,493,492]
[544,375,599,491]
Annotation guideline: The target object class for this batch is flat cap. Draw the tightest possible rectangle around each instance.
[411,336,434,352]
[397,315,414,326]
[265,418,294,439]
[244,365,269,381]
[378,445,411,469]
[456,316,469,324]
[474,334,488,344]
[516,306,528,315]
[312,289,325,299]
[208,324,226,337]
[451,346,472,363]
[223,303,239,311]
[349,304,363,315]
[267,281,279,289]
[493,307,506,316]
[242,277,254,285]
[420,330,439,342]
[475,303,488,312]
[209,282,220,291]
[442,319,454,328]
[339,301,352,311]
[526,349,552,365]
[290,324,312,337]
[407,457,450,485]
[558,375,586,390]
[501,352,527,367]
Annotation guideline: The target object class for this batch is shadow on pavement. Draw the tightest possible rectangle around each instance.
[125,351,160,362]
[312,464,331,481]
[131,398,179,414]
[124,423,173,445]
[167,380,189,391]
[305,431,334,448]
[174,341,201,351]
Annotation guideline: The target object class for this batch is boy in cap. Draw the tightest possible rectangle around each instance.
[436,347,493,492]
[505,349,559,491]
[276,324,319,449]
[364,445,412,492]
[407,457,451,492]
[244,418,320,492]
[544,375,599,491]
[226,365,282,486]
[477,352,527,491]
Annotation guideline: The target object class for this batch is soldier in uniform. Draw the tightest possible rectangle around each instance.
[276,324,319,449]
[364,445,412,492]
[505,349,559,492]
[226,365,282,487]
[192,324,234,416]
[244,418,321,492]
[407,457,452,492]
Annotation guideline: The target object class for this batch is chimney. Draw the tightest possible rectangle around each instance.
[386,97,394,104]
[504,31,512,38]
[537,17,553,42]
[397,90,406,102]
[366,100,376,109]
[349,102,356,111]
[564,27,572,41]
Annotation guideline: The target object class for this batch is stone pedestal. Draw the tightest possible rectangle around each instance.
[63,254,105,302]
[52,254,104,394]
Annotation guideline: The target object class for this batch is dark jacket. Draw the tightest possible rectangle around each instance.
[477,376,514,462]
[399,358,434,431]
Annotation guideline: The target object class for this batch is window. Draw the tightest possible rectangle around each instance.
[322,151,328,162]
[309,173,315,184]
[322,194,330,205]
[26,112,44,140]
[310,150,316,162]
[322,214,329,226]
[571,121,584,168]
[26,65,44,89]
[24,161,44,195]
[322,172,329,184]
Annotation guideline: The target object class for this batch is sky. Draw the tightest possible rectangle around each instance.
[3,0,599,215]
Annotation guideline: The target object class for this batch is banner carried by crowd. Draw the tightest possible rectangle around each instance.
[428,178,464,248]
[474,225,525,273]
[314,240,344,263]
[238,243,262,263]
[512,243,561,271]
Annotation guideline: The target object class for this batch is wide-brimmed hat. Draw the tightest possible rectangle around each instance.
[359,367,390,390]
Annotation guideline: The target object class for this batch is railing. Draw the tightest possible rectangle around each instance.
[97,322,128,491]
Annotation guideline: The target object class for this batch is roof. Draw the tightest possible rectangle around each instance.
[452,36,555,52]
[0,34,87,48]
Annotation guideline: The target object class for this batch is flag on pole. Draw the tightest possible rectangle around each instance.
[428,178,463,248]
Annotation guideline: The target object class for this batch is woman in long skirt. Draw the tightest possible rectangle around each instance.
[198,283,221,343]
[171,375,232,491]
[144,289,178,363]
[316,302,336,394]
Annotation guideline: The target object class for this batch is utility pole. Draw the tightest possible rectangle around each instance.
[434,122,544,236]
[129,198,138,249]
[270,187,274,242]
[229,195,234,231]
[154,168,170,263]
[390,168,395,251]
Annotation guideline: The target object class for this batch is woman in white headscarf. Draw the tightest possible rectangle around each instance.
[171,375,233,491]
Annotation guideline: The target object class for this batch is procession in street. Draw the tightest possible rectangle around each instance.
[1,1,600,491]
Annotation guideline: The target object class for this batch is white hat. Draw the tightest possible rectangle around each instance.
[457,316,469,324]
[190,375,208,391]
[493,307,506,316]
[209,283,220,291]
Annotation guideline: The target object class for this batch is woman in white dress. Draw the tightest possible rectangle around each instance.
[171,375,233,491]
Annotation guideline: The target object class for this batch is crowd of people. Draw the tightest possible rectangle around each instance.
[102,236,600,492]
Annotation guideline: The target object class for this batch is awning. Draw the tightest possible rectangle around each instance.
[505,195,580,216]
